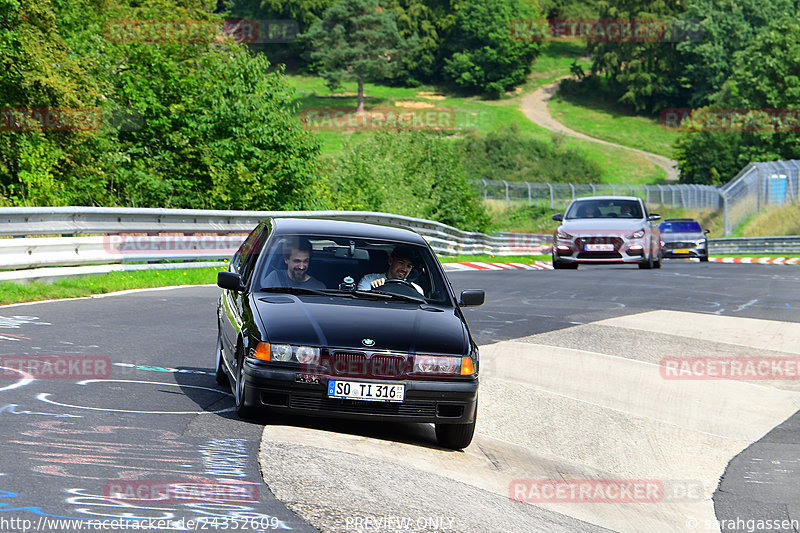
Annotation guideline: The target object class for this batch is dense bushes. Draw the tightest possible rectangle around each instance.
[322,132,491,232]
[459,124,602,184]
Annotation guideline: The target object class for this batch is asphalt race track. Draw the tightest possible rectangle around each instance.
[1,260,799,532]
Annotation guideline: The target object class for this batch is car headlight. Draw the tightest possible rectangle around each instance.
[556,229,573,240]
[414,355,473,375]
[271,344,293,362]
[626,229,645,239]
[695,239,707,247]
[259,344,320,364]
[295,346,320,365]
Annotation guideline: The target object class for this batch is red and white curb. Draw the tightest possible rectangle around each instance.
[443,261,553,271]
[444,257,800,271]
[709,257,799,265]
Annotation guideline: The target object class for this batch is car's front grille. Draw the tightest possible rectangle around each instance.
[290,393,437,417]
[327,351,410,378]
[664,241,698,249]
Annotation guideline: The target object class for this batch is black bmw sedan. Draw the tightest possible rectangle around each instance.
[215,218,485,449]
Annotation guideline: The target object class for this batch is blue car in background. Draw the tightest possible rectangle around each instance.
[659,218,710,262]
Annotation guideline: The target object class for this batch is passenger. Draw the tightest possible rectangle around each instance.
[263,238,326,289]
[358,245,423,295]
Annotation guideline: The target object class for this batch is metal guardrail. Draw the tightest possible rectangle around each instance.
[0,208,551,281]
[708,237,800,255]
[0,207,794,282]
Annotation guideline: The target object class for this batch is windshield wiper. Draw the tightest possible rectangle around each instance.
[370,290,426,304]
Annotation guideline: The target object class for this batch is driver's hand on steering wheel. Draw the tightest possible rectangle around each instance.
[370,277,387,288]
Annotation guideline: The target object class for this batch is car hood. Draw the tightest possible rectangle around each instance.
[253,295,469,355]
[662,232,704,242]
[559,218,648,233]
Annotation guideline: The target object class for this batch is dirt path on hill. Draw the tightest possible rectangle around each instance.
[520,78,680,183]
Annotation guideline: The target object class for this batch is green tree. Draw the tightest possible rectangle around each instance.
[440,0,541,97]
[676,14,800,183]
[0,0,104,205]
[300,0,412,111]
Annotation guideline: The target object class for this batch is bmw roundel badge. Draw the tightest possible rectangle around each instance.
[362,338,375,347]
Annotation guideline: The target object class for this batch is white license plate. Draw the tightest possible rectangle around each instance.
[327,380,405,402]
[585,243,614,252]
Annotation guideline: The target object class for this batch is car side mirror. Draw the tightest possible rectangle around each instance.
[552,213,563,221]
[704,229,710,234]
[218,271,246,292]
[459,290,485,307]
[648,214,661,221]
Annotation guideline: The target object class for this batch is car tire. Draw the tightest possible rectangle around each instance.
[552,254,578,270]
[638,253,653,269]
[215,331,229,387]
[435,401,477,450]
[700,255,709,262]
[653,250,662,269]
[234,350,256,419]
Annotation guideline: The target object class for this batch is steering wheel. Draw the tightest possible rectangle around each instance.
[377,279,423,298]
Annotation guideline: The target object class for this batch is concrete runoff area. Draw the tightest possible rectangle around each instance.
[259,310,800,532]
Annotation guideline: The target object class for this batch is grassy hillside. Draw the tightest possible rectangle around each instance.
[548,91,680,159]
[288,42,667,185]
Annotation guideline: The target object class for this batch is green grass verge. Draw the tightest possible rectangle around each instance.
[0,256,554,306]
[0,267,226,306]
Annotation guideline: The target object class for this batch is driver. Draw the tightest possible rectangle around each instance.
[358,245,423,295]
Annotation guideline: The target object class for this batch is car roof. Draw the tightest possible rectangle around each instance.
[571,196,643,202]
[269,217,429,245]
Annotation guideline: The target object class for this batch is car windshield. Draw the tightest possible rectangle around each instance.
[565,199,643,219]
[253,235,452,305]
[660,221,702,233]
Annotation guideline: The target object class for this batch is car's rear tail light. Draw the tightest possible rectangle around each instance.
[460,357,475,375]
[253,342,271,361]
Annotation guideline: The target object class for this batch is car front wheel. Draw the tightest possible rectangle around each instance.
[552,253,578,270]
[435,401,477,449]
[215,331,229,387]
[234,350,255,419]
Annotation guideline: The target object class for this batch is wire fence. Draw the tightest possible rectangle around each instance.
[721,160,800,236]
[471,161,800,236]
[470,180,721,212]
